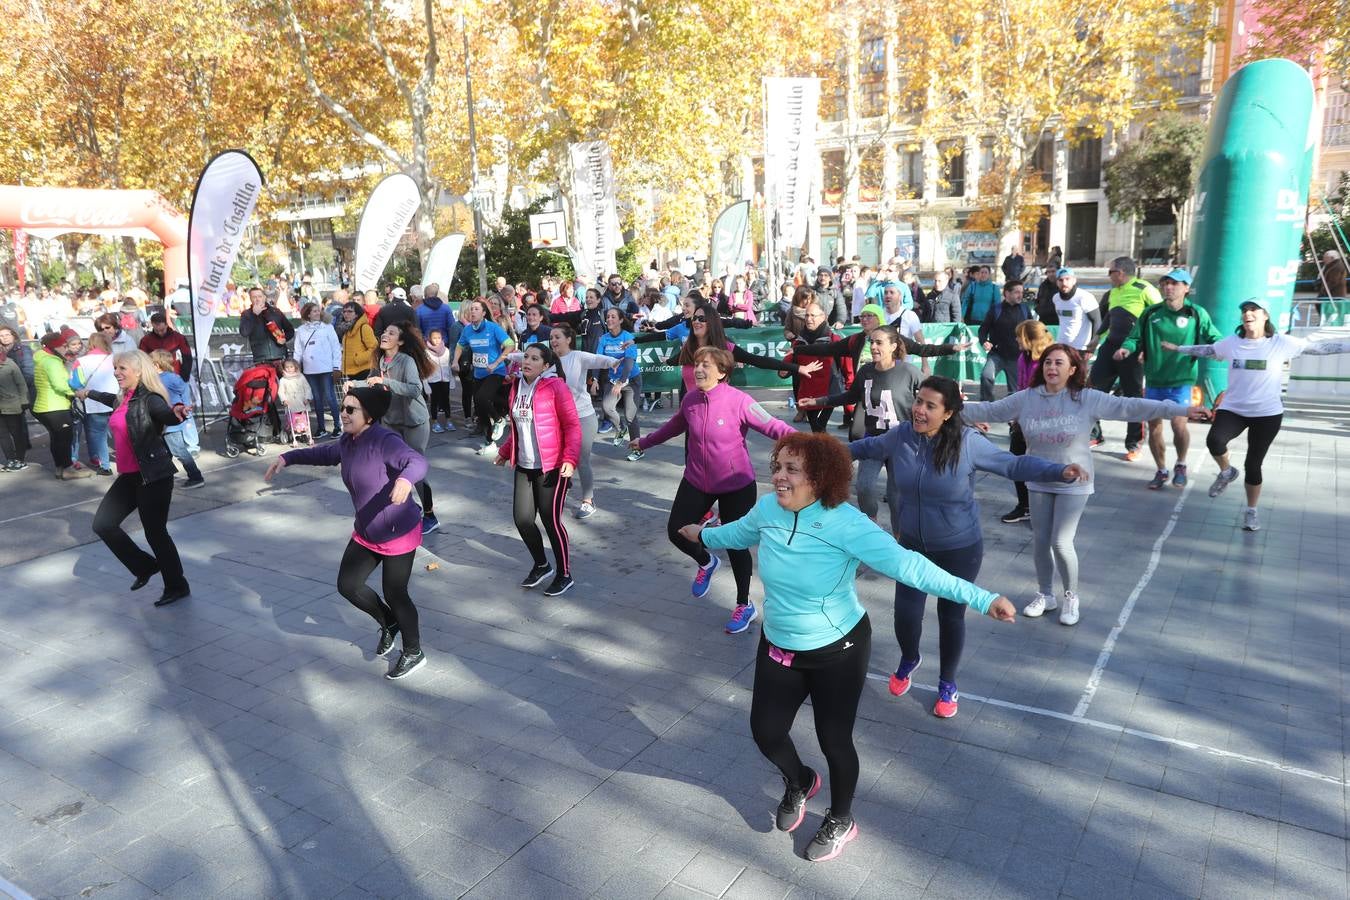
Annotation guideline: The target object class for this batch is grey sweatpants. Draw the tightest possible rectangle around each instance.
[1028,490,1090,595]
[576,413,598,500]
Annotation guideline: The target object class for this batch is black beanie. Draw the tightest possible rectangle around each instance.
[346,385,391,422]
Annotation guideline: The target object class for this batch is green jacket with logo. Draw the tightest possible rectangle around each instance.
[1120,301,1222,387]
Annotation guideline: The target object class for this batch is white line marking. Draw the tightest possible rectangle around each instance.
[867,674,1346,787]
[1073,463,1198,719]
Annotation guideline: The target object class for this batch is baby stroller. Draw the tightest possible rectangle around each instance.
[224,363,279,458]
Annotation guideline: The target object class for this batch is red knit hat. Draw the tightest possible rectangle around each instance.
[41,326,80,352]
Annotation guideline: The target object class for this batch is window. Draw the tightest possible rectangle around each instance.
[858,34,886,118]
[899,147,924,200]
[1029,134,1055,178]
[821,216,842,263]
[1324,88,1350,147]
[821,149,846,206]
[752,157,765,198]
[859,145,884,203]
[1066,135,1102,190]
[826,50,848,122]
[977,139,996,180]
[938,141,965,197]
[857,216,882,267]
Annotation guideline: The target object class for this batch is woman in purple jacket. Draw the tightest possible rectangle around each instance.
[633,345,795,634]
[264,386,430,680]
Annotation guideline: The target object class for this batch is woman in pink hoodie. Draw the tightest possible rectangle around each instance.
[496,344,582,597]
[633,345,796,635]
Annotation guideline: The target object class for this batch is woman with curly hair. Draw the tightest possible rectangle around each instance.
[679,432,1016,863]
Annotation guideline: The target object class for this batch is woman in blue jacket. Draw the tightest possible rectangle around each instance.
[681,432,1015,864]
[851,376,1084,719]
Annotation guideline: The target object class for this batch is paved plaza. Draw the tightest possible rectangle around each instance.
[0,393,1346,899]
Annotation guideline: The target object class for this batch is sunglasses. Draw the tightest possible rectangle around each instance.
[692,314,708,322]
[340,404,361,415]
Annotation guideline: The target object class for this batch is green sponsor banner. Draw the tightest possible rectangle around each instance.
[628,323,985,392]
[1187,58,1314,400]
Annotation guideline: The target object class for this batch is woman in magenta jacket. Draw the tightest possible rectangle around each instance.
[633,345,795,635]
[495,343,582,597]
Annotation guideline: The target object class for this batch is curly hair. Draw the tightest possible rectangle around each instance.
[1029,343,1088,396]
[771,432,853,508]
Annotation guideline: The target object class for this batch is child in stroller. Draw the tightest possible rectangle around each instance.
[277,358,314,446]
[224,362,279,457]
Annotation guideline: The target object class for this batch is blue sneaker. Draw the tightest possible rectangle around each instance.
[420,514,440,536]
[888,655,921,696]
[691,554,719,598]
[725,602,758,634]
[597,420,614,435]
[933,679,959,718]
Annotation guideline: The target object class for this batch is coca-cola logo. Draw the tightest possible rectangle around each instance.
[19,193,136,229]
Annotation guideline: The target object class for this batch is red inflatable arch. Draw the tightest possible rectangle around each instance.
[0,185,188,298]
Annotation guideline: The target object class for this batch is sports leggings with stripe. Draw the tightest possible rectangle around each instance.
[513,466,571,576]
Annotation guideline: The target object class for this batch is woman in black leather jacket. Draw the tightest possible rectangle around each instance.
[77,350,192,607]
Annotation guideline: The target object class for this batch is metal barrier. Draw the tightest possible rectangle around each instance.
[1290,298,1350,328]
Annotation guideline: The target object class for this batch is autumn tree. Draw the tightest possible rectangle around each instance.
[1238,0,1348,82]
[897,0,1217,256]
[1103,113,1207,255]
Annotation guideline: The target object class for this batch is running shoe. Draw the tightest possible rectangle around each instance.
[933,680,959,718]
[597,420,614,435]
[1123,448,1142,462]
[543,574,574,596]
[725,602,758,634]
[490,419,507,442]
[1022,592,1057,618]
[775,768,821,832]
[421,514,440,536]
[477,441,498,458]
[521,563,554,588]
[183,478,206,489]
[1059,591,1081,626]
[431,423,444,434]
[691,554,719,598]
[386,649,426,680]
[615,426,629,442]
[626,449,644,462]
[375,623,400,657]
[888,656,921,696]
[700,507,720,528]
[652,398,663,410]
[610,435,628,447]
[1242,508,1260,532]
[443,421,456,432]
[576,501,596,520]
[804,810,858,862]
[1172,463,1188,487]
[999,506,1029,524]
[1207,466,1239,498]
[1147,470,1169,490]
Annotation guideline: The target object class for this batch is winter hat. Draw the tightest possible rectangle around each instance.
[345,385,392,422]
[42,326,79,352]
[859,303,887,322]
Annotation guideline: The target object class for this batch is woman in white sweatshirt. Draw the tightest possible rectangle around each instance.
[962,343,1206,626]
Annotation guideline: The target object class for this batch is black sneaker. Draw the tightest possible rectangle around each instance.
[775,768,821,832]
[386,649,426,680]
[375,624,400,657]
[805,809,858,862]
[1000,506,1030,524]
[543,574,574,597]
[183,478,206,489]
[521,563,554,588]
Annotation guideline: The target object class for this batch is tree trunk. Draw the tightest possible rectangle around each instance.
[121,236,146,289]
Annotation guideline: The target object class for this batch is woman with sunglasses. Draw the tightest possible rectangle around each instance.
[93,313,139,356]
[1162,297,1350,531]
[265,386,429,679]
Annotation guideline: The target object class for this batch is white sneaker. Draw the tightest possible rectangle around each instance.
[1242,508,1260,532]
[1023,592,1057,618]
[477,441,498,457]
[1059,591,1080,626]
[1208,466,1239,498]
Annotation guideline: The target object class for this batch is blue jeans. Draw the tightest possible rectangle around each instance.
[77,411,111,466]
[164,430,203,481]
[305,371,340,432]
[979,353,1018,401]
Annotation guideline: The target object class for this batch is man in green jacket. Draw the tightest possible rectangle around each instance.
[1114,268,1221,489]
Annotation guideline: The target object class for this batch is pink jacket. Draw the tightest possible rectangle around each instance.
[639,382,794,493]
[498,373,581,471]
[728,290,757,324]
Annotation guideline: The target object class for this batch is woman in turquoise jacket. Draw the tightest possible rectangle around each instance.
[680,432,1015,864]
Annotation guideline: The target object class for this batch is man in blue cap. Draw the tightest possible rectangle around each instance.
[1113,267,1222,489]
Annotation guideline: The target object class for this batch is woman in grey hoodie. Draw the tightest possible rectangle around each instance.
[369,321,439,536]
[962,343,1206,627]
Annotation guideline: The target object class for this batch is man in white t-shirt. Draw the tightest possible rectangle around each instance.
[1051,268,1100,351]
[883,285,925,342]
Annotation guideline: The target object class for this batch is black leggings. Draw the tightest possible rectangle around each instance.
[336,538,420,652]
[0,413,29,461]
[34,410,74,468]
[750,616,871,819]
[667,478,758,604]
[894,539,982,684]
[475,374,506,434]
[93,474,187,592]
[459,362,476,419]
[804,407,832,433]
[514,467,571,576]
[1207,409,1282,486]
[427,382,452,420]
